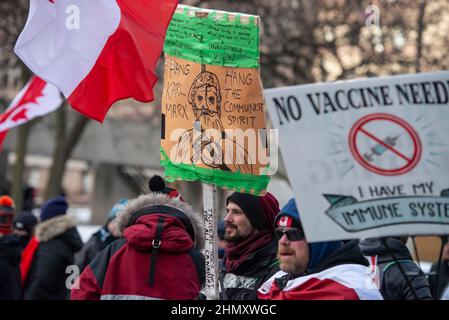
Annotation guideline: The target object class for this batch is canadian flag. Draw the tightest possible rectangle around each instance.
[14,0,178,122]
[0,76,62,149]
[277,216,293,227]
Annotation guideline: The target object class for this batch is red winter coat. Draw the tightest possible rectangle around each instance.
[71,194,205,300]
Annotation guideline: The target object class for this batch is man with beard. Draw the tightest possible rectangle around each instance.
[257,198,383,300]
[221,191,280,300]
[172,65,252,174]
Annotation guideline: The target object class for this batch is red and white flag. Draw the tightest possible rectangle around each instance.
[0,76,62,149]
[258,264,383,300]
[14,0,178,122]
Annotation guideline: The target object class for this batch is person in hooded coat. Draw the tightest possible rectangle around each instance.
[71,192,205,300]
[0,234,22,300]
[22,196,83,300]
[12,212,38,249]
[0,196,23,300]
[360,237,432,300]
[258,198,383,300]
[0,195,15,236]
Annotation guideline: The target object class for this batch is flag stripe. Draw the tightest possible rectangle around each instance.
[15,0,178,122]
[68,0,177,121]
[14,0,122,99]
[258,265,383,300]
[0,131,8,151]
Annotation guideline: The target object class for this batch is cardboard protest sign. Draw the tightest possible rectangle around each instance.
[265,71,449,242]
[161,5,270,194]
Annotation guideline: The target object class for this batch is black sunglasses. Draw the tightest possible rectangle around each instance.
[274,228,305,241]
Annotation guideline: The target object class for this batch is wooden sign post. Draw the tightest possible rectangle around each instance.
[202,183,220,300]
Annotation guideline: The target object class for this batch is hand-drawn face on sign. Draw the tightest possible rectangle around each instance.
[189,65,224,132]
[161,55,267,176]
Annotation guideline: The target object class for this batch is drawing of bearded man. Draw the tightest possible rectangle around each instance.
[172,65,253,174]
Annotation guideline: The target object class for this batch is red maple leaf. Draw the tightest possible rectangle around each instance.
[17,77,47,107]
[0,76,47,125]
[11,109,28,122]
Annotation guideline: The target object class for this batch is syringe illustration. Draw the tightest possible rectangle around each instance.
[363,133,404,162]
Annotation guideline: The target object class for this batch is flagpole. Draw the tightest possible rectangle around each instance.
[202,183,220,300]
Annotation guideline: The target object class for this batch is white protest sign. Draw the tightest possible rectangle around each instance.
[265,71,449,242]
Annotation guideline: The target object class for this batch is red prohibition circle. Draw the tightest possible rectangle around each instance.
[348,113,422,176]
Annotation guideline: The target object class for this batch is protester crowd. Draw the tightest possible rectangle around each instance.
[0,176,448,300]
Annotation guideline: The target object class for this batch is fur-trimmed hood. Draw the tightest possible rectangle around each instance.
[116,193,204,250]
[35,215,78,243]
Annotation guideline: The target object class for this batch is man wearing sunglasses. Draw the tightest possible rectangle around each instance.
[258,198,383,300]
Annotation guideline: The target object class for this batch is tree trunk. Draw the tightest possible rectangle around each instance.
[43,111,90,200]
[43,105,66,200]
[0,150,9,195]
[0,99,10,195]
[11,122,32,212]
[415,0,427,72]
[10,66,32,212]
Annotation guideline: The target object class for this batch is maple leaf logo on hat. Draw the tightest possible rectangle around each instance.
[277,215,293,228]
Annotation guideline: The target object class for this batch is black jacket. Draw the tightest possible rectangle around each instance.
[311,239,368,274]
[429,260,449,299]
[360,237,432,300]
[221,238,279,300]
[23,215,83,300]
[0,235,22,300]
[75,226,117,273]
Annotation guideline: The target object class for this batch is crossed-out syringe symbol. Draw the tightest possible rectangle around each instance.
[363,132,405,162]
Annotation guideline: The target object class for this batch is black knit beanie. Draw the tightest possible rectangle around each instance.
[226,192,266,230]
